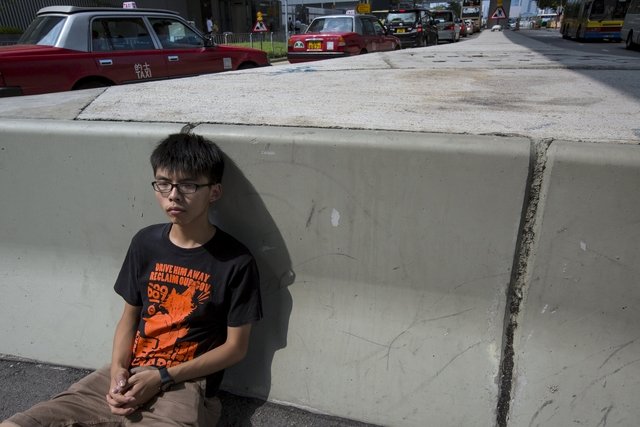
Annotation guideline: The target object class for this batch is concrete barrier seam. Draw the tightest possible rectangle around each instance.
[496,138,554,427]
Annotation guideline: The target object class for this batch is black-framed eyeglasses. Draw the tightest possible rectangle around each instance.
[151,181,214,194]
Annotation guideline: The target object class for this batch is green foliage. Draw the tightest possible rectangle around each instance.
[536,0,561,10]
[448,1,462,16]
[0,26,23,35]
[227,40,287,59]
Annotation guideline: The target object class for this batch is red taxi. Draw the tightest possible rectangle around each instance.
[0,6,270,97]
[287,14,400,63]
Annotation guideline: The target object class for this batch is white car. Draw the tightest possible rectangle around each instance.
[464,19,475,34]
[491,24,503,32]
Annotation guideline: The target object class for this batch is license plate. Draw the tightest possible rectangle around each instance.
[396,28,405,33]
[308,41,322,50]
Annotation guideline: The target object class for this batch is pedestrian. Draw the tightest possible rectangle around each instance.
[206,16,214,34]
[1,133,263,427]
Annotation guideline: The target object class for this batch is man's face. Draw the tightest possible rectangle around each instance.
[153,168,221,227]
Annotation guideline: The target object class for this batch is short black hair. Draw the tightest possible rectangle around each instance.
[150,133,224,184]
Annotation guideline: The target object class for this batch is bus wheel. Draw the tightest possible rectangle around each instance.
[626,32,636,50]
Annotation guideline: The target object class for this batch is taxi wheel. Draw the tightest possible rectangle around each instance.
[238,62,257,70]
[73,79,111,90]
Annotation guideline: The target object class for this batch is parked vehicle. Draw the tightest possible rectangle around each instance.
[287,14,400,63]
[385,9,439,47]
[372,9,390,24]
[561,0,627,41]
[431,10,461,42]
[461,0,482,33]
[0,6,270,97]
[460,20,468,37]
[464,19,476,34]
[621,0,640,49]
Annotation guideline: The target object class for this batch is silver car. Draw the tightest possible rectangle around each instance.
[431,10,461,42]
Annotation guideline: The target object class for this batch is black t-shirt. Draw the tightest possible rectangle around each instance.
[114,223,262,396]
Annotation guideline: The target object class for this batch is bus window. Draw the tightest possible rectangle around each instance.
[590,0,605,16]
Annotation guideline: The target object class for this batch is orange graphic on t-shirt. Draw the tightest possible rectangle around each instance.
[131,263,213,368]
[133,285,198,366]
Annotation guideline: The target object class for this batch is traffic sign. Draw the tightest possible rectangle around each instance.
[356,3,371,14]
[491,7,506,19]
[253,21,268,32]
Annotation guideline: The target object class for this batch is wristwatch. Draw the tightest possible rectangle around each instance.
[158,367,175,391]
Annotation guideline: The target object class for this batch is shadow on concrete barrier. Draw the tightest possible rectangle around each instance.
[211,154,294,408]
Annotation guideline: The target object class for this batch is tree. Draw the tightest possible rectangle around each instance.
[447,1,462,16]
[537,0,561,11]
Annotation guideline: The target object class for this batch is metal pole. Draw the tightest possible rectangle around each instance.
[284,0,289,40]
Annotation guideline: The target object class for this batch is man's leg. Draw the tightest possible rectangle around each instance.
[3,365,123,427]
[129,378,221,427]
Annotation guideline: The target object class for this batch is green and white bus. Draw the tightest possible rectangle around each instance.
[560,0,628,41]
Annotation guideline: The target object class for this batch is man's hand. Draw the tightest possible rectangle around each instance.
[106,367,136,415]
[106,368,162,415]
[110,367,130,394]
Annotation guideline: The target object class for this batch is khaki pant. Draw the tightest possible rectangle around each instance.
[7,365,221,427]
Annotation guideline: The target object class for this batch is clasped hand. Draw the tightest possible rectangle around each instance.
[106,368,161,415]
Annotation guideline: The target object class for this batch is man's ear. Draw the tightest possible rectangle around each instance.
[209,183,222,203]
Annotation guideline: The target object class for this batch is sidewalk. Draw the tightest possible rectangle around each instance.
[0,357,378,426]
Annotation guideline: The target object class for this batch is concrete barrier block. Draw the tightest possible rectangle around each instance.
[194,125,530,426]
[0,121,530,426]
[0,120,184,367]
[509,141,640,426]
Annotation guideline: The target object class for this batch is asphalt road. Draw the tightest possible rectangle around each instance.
[0,357,380,426]
[513,28,640,58]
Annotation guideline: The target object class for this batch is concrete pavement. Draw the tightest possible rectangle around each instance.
[1,29,639,143]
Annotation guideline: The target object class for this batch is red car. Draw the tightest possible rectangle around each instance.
[287,14,400,64]
[0,6,270,97]
[459,20,468,37]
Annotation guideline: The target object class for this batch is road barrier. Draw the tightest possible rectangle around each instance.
[1,120,530,426]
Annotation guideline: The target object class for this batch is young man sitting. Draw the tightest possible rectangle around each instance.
[2,133,263,427]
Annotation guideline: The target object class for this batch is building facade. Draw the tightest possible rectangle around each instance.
[0,0,283,35]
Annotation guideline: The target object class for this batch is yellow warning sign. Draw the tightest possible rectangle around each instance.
[356,3,371,14]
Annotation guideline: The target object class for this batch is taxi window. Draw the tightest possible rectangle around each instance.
[309,17,353,33]
[19,16,66,46]
[372,19,386,35]
[361,18,375,35]
[91,18,154,51]
[148,18,203,49]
